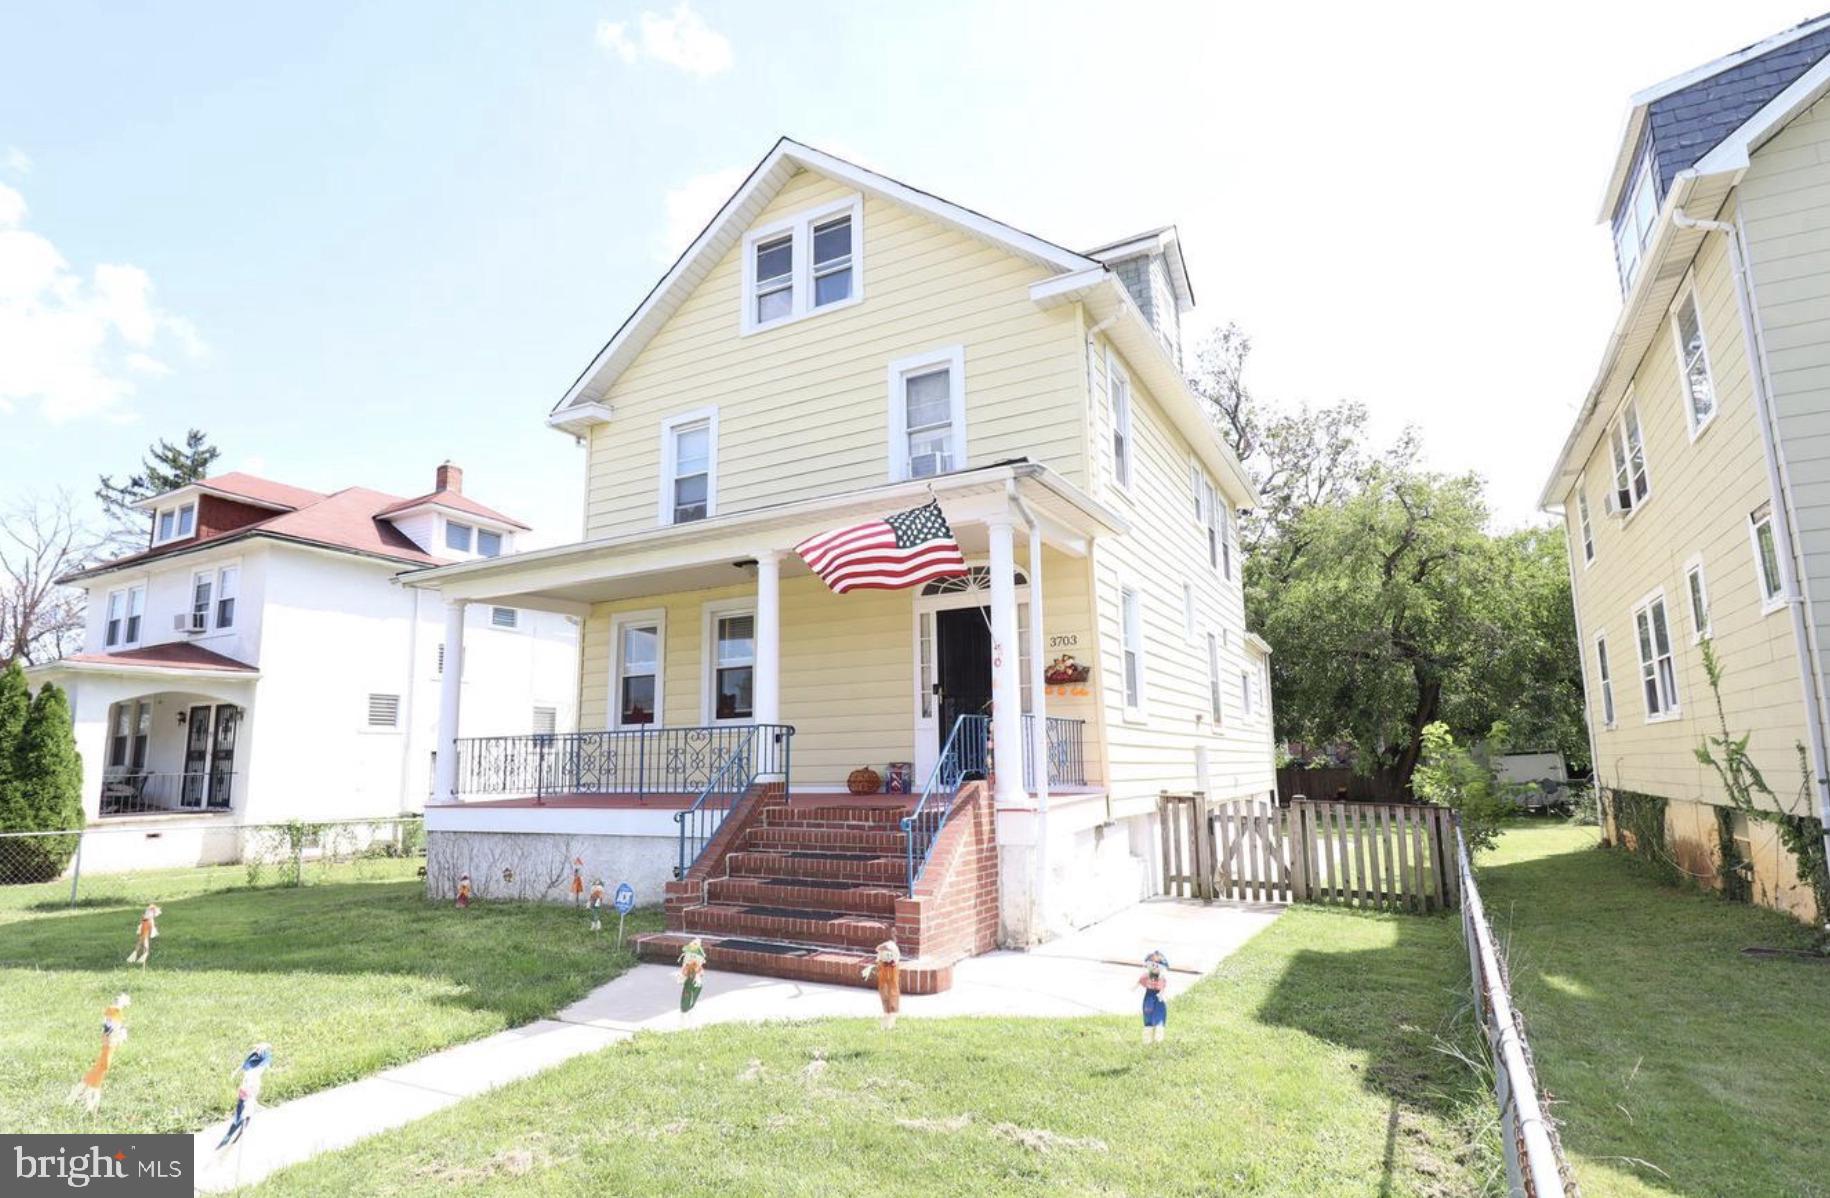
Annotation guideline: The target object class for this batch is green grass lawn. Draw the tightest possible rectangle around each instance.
[0,873,660,1134]
[245,903,1496,1197]
[1480,821,1829,1198]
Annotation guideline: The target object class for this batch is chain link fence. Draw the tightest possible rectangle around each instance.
[0,816,426,920]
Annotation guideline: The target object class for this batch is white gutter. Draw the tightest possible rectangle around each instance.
[1673,206,1830,850]
[1007,480,1051,941]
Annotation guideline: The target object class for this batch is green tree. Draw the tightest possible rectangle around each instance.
[1412,721,1516,854]
[0,659,28,822]
[2,680,84,881]
[96,429,221,545]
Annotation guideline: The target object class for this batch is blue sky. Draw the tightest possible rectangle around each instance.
[0,1,1815,538]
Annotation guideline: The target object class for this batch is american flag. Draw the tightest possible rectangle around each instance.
[795,501,969,594]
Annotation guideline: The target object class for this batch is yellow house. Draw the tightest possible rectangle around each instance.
[405,139,1272,975]
[1542,18,1830,922]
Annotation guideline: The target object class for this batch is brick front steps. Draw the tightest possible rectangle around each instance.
[634,794,988,993]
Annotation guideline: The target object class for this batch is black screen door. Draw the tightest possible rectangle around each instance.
[208,705,240,809]
[935,606,993,737]
[181,706,212,807]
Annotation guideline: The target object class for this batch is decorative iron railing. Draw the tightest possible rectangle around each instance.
[675,726,773,878]
[450,724,792,802]
[1020,714,1086,789]
[901,714,989,892]
[98,771,236,816]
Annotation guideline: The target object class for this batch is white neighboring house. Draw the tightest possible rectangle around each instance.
[31,464,579,869]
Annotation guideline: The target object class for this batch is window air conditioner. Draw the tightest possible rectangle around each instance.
[909,452,946,479]
[173,612,207,634]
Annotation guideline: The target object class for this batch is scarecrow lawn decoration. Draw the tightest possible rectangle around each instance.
[587,879,605,931]
[455,873,471,909]
[860,940,902,1030]
[676,938,707,1019]
[216,1044,273,1149]
[569,857,585,906]
[67,993,131,1114]
[125,903,162,966]
[1139,950,1170,1044]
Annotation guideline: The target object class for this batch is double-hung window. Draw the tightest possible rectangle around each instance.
[710,611,755,721]
[1206,631,1223,724]
[741,194,864,333]
[1182,581,1196,642]
[1189,460,1222,572]
[1577,483,1595,564]
[191,571,214,632]
[1750,503,1786,610]
[1684,557,1709,641]
[104,590,124,648]
[1241,668,1256,718]
[1608,400,1650,514]
[888,346,965,481]
[1108,354,1132,491]
[1595,634,1616,727]
[1120,585,1144,715]
[124,585,143,644]
[661,409,717,524]
[445,521,473,553]
[615,619,662,727]
[1614,158,1659,294]
[1633,592,1679,720]
[214,566,239,630]
[476,529,503,557]
[154,501,196,544]
[1672,291,1717,436]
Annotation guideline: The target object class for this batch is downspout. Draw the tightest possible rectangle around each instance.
[1008,479,1051,941]
[1674,205,1830,856]
[397,583,422,816]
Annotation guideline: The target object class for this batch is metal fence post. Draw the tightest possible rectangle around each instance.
[68,835,83,907]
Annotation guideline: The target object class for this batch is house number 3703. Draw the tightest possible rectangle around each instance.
[1048,634,1079,649]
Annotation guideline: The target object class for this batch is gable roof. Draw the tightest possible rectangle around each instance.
[60,643,257,674]
[376,488,530,530]
[548,137,1100,422]
[1082,226,1196,311]
[132,471,327,513]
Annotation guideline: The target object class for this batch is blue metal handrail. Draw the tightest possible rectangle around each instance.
[900,714,989,892]
[1020,714,1087,789]
[672,724,795,878]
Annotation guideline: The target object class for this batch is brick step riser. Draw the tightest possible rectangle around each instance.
[762,808,913,828]
[727,851,908,886]
[680,907,892,951]
[743,828,908,854]
[704,877,902,917]
[633,933,950,995]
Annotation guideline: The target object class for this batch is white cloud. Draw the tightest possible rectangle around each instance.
[2,147,29,176]
[657,164,748,261]
[0,184,203,423]
[595,3,732,78]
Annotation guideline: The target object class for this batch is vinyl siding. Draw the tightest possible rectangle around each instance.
[1086,336,1272,812]
[576,546,1099,788]
[1561,199,1810,808]
[581,168,1088,539]
[1740,93,1830,719]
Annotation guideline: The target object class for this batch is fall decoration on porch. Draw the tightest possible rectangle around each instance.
[67,993,131,1114]
[861,940,902,1030]
[847,767,883,795]
[126,903,161,966]
[884,762,913,794]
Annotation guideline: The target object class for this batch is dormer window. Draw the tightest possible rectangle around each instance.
[476,529,502,558]
[445,521,506,557]
[740,194,864,334]
[154,501,196,544]
[445,521,473,553]
[1614,159,1659,294]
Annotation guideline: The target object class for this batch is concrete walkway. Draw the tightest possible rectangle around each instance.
[190,897,1282,1192]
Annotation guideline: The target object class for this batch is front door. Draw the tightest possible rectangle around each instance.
[935,606,992,750]
[208,705,240,809]
[181,705,212,807]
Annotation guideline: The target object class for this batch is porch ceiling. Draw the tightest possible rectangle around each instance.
[401,462,1122,609]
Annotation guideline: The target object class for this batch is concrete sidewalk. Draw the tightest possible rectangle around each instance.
[190,897,1282,1192]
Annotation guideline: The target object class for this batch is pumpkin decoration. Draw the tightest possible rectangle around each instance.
[847,766,883,795]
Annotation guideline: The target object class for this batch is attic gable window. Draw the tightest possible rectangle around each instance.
[740,193,864,334]
[153,501,197,545]
[1614,158,1659,295]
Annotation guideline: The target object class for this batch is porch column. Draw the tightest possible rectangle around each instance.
[434,599,468,805]
[754,550,782,726]
[986,515,1026,806]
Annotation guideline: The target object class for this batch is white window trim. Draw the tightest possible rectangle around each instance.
[1576,476,1596,567]
[1118,578,1145,722]
[657,406,719,527]
[1670,281,1719,441]
[1206,630,1223,726]
[444,518,473,554]
[1616,156,1657,294]
[1682,554,1710,644]
[1631,588,1681,723]
[886,344,967,482]
[699,597,757,725]
[1106,348,1133,494]
[608,609,667,730]
[1749,504,1790,615]
[739,193,865,335]
[188,559,243,637]
[1607,394,1652,521]
[152,501,198,546]
[1594,629,1618,730]
[1182,580,1196,643]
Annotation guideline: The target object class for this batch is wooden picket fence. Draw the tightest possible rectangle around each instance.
[1158,793,1459,912]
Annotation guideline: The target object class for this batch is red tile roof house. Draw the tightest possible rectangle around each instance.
[28,464,580,873]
